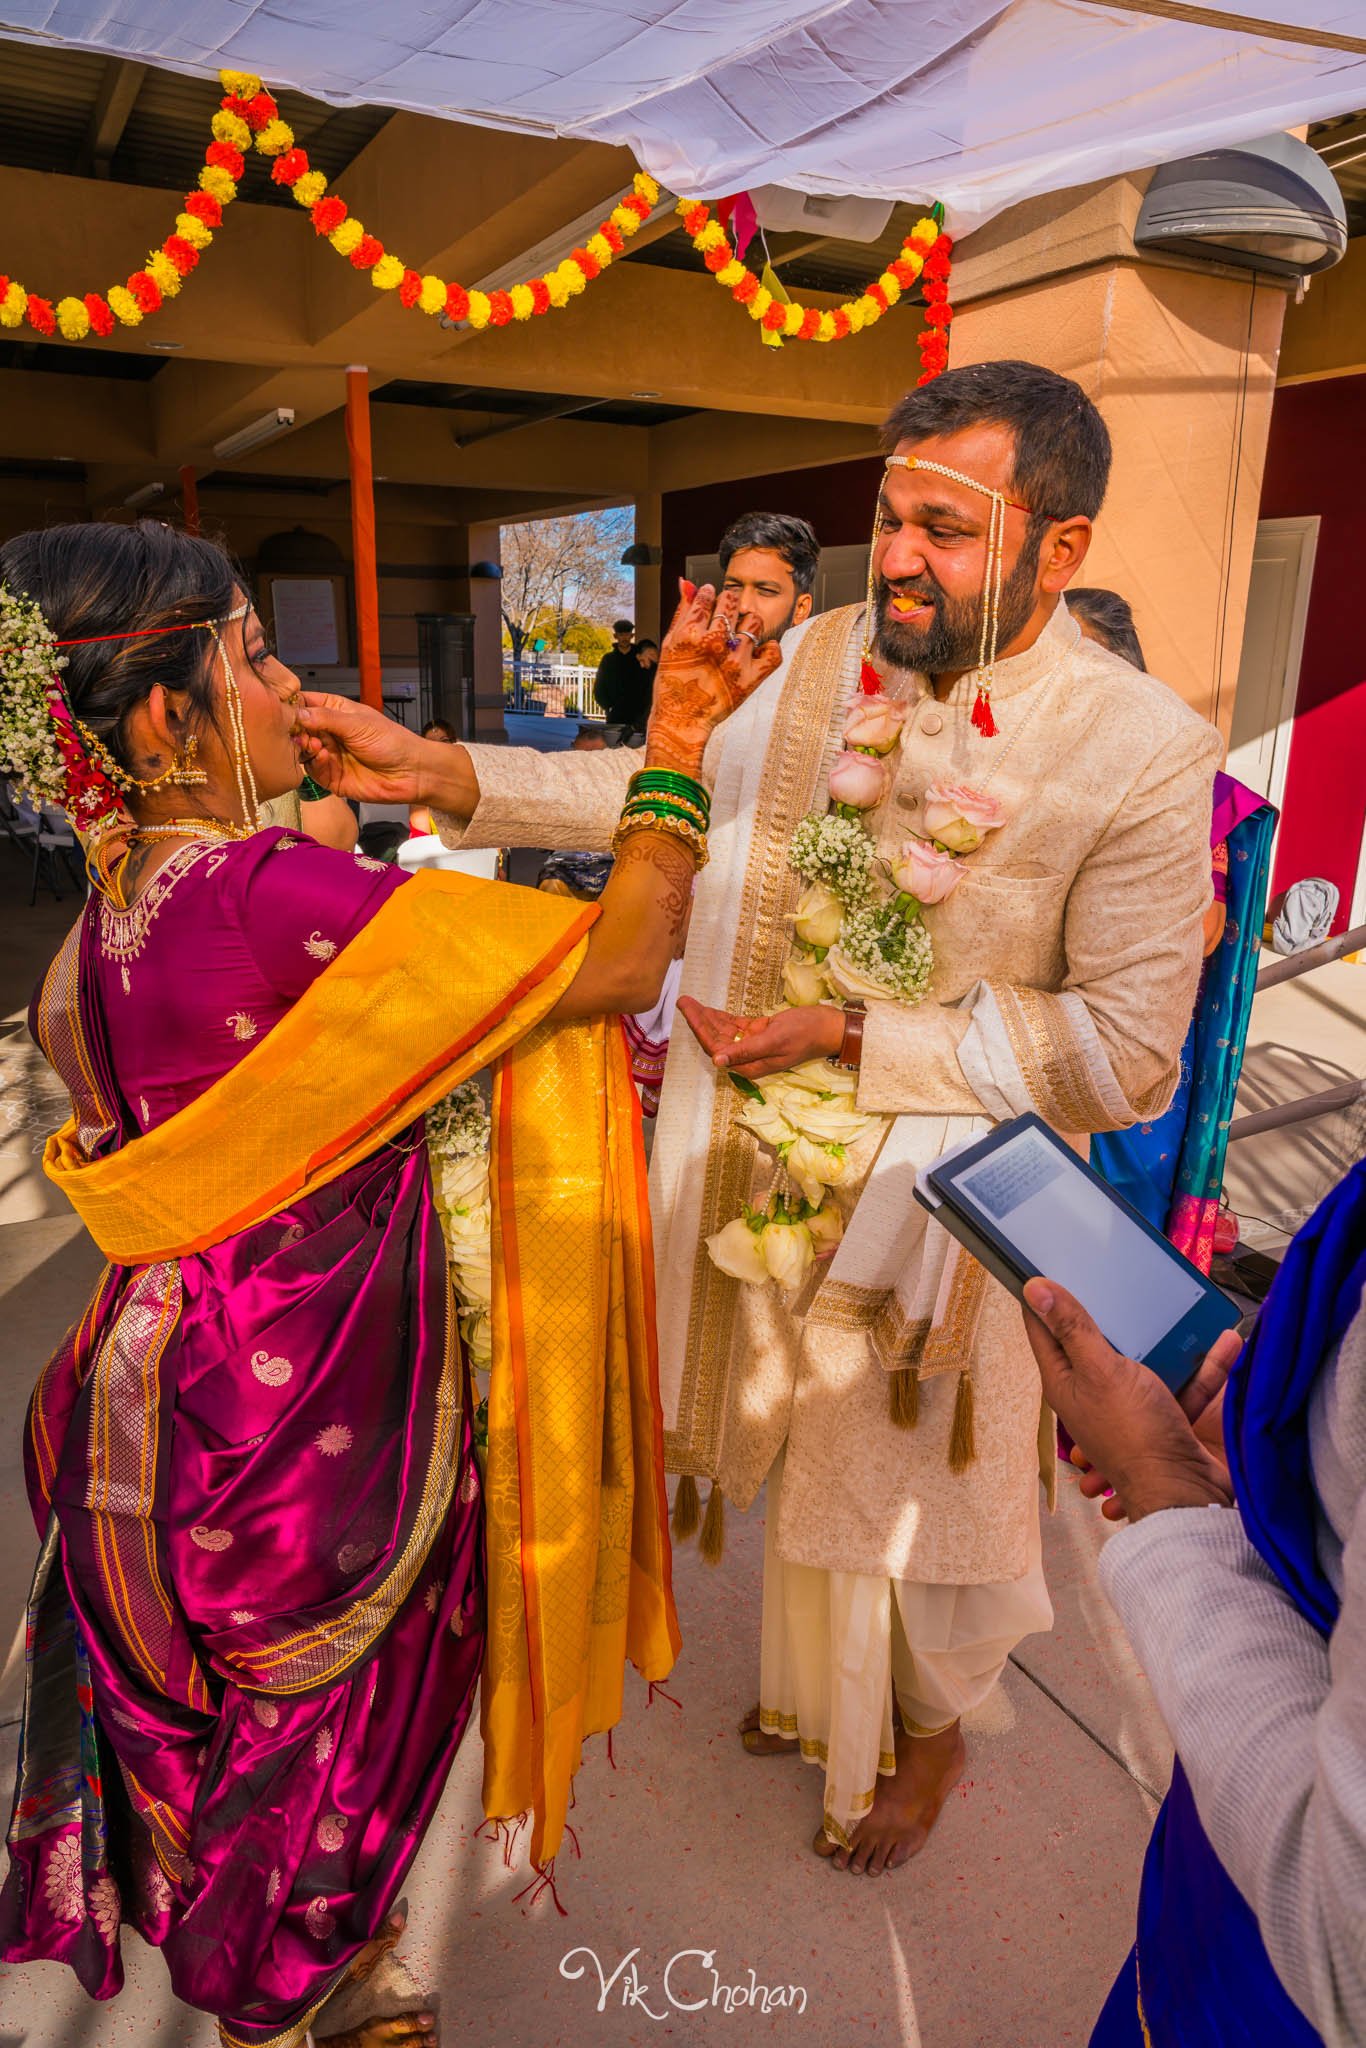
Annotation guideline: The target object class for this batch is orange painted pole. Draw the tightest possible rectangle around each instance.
[179,464,200,536]
[345,363,383,709]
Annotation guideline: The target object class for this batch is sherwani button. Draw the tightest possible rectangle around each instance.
[921,711,944,735]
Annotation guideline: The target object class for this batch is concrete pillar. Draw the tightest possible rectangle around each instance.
[633,486,663,643]
[450,521,506,742]
[950,177,1291,735]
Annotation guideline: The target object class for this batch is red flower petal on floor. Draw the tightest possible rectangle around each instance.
[84,293,114,336]
[399,268,423,308]
[350,235,384,270]
[311,196,347,236]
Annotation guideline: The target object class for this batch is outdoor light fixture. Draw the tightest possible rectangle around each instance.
[1135,133,1347,278]
[146,340,184,352]
[123,481,166,509]
[621,542,663,567]
[468,561,502,580]
[212,408,297,462]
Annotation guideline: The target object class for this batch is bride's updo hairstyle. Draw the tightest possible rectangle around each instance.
[0,520,245,781]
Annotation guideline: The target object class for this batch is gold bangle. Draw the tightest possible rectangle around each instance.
[611,811,709,868]
[620,796,711,831]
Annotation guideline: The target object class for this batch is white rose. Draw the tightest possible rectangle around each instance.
[773,1092,874,1145]
[827,950,893,1005]
[737,1097,799,1150]
[783,1135,848,1206]
[705,1216,771,1285]
[444,1201,491,1254]
[462,1310,493,1367]
[792,882,844,949]
[782,953,835,1008]
[454,1249,493,1308]
[781,1058,858,1098]
[442,1154,490,1209]
[761,1221,816,1291]
[807,1200,844,1255]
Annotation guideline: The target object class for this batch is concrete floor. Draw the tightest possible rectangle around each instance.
[0,831,1356,2046]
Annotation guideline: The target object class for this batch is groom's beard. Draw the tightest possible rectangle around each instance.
[872,548,1039,675]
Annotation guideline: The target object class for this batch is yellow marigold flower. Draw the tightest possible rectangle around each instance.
[912,216,938,244]
[212,110,252,150]
[610,205,636,236]
[107,285,142,326]
[857,293,880,323]
[199,165,238,205]
[292,170,328,208]
[466,291,491,329]
[561,262,586,297]
[817,311,837,342]
[254,118,294,157]
[147,250,182,297]
[56,296,91,341]
[586,232,613,268]
[782,302,804,337]
[696,221,727,251]
[329,216,365,256]
[546,270,571,309]
[175,212,214,250]
[634,173,660,204]
[371,254,405,291]
[752,287,773,319]
[419,274,446,316]
[1,281,28,327]
[879,270,901,303]
[219,70,261,97]
[716,259,745,288]
[510,283,536,320]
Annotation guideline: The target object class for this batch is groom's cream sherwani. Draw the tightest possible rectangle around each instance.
[438,598,1221,1835]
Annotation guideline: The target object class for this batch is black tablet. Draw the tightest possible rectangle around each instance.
[913,1113,1242,1392]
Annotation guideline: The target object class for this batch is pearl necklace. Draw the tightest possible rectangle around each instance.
[132,816,253,844]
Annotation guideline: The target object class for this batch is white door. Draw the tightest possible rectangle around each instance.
[1226,516,1319,832]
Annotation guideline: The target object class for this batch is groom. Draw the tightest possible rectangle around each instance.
[304,360,1222,1872]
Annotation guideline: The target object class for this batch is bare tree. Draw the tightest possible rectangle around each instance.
[499,508,633,683]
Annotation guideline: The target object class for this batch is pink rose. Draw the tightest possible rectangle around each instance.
[828,750,890,811]
[889,837,963,904]
[842,695,906,755]
[922,782,1006,854]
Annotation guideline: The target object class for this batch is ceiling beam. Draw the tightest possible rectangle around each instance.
[79,59,146,179]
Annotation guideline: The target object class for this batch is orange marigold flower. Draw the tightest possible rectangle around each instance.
[889,259,916,289]
[681,203,709,236]
[924,246,953,280]
[703,244,730,274]
[26,295,55,335]
[399,268,423,308]
[206,141,245,179]
[733,272,759,305]
[350,235,384,270]
[907,233,936,258]
[271,148,309,186]
[488,288,514,326]
[84,293,114,337]
[243,91,277,129]
[530,277,551,316]
[798,308,821,341]
[184,190,222,228]
[867,283,888,313]
[832,308,852,339]
[444,283,470,321]
[624,193,653,220]
[601,221,625,255]
[923,278,949,305]
[761,302,787,332]
[311,195,347,237]
[128,271,162,313]
[925,302,953,327]
[163,235,199,275]
[571,247,600,281]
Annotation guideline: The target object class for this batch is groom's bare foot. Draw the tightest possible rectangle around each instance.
[812,1720,965,1874]
[739,1703,800,1757]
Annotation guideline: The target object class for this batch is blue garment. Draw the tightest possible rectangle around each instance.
[1092,1158,1366,2046]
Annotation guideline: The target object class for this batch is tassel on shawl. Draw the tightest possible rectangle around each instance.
[699,1482,726,1565]
[671,1473,702,1542]
[889,1370,920,1430]
[949,1371,977,1472]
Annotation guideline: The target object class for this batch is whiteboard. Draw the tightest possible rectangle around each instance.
[270,577,343,666]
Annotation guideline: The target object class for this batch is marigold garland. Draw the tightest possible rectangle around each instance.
[675,196,953,372]
[0,62,951,363]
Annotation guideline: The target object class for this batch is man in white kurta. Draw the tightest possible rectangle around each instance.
[436,363,1222,1869]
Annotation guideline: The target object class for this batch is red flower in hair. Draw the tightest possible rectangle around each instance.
[205,141,245,179]
[311,196,347,237]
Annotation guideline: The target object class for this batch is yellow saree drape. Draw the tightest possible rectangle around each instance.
[44,867,680,1865]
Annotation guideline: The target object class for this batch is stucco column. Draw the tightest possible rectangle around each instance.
[450,521,506,742]
[950,177,1291,735]
[634,486,663,643]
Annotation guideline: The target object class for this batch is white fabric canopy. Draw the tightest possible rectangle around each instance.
[3,0,1364,229]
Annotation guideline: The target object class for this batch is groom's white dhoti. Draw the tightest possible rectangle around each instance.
[438,599,1221,1841]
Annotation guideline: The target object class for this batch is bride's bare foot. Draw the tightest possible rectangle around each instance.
[812,1720,965,1874]
[739,1702,800,1757]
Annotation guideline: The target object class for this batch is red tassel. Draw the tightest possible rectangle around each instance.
[859,657,882,696]
[971,688,997,737]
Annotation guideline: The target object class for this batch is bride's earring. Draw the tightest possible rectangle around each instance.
[168,733,208,788]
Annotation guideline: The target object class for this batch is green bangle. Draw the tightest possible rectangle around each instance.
[628,769,711,815]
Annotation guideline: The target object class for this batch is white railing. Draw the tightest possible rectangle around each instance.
[502,657,603,722]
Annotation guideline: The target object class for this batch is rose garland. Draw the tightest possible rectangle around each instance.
[0,70,264,341]
[706,683,1005,1294]
[676,199,954,374]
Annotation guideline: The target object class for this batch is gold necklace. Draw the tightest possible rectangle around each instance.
[132,816,253,844]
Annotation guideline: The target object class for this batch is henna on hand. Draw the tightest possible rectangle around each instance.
[645,582,783,770]
[612,829,695,933]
